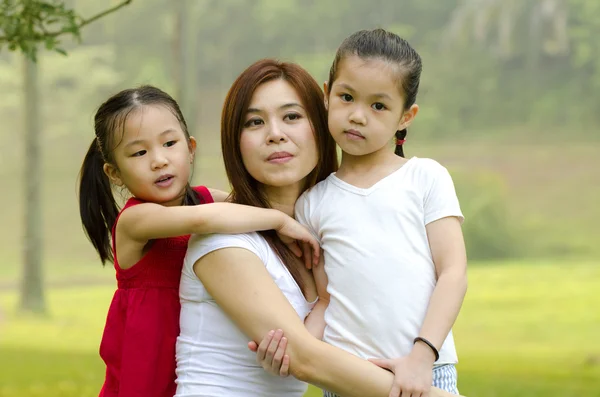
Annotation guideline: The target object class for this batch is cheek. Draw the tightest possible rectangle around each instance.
[296,125,319,168]
[239,133,261,173]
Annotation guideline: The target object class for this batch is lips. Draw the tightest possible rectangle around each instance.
[267,151,293,161]
[345,129,365,139]
[155,174,174,184]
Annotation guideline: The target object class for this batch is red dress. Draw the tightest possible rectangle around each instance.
[98,186,213,397]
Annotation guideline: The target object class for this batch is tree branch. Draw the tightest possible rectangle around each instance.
[0,0,133,42]
[49,0,133,37]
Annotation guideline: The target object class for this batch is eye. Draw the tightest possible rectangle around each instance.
[164,140,177,147]
[340,93,353,102]
[244,118,264,128]
[131,150,146,157]
[284,113,302,121]
[372,102,387,111]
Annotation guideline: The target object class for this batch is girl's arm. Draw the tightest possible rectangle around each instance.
[370,216,467,396]
[116,203,319,268]
[304,256,329,339]
[417,215,468,353]
[193,247,458,397]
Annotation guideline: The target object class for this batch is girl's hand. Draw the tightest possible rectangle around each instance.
[248,329,290,377]
[276,216,320,269]
[369,348,434,397]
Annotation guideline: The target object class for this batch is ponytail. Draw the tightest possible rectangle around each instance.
[182,184,200,206]
[394,129,407,157]
[78,139,119,264]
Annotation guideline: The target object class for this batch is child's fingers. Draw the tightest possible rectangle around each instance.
[264,329,284,364]
[279,354,290,377]
[308,239,320,266]
[248,341,259,352]
[286,241,302,257]
[255,330,275,363]
[271,336,288,373]
[302,242,312,269]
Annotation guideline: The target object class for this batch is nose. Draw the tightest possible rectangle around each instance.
[349,104,367,126]
[151,149,169,170]
[266,120,288,144]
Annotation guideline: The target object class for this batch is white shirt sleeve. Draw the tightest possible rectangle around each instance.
[423,161,464,225]
[185,233,266,274]
[294,191,321,243]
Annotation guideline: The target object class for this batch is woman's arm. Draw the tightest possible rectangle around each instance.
[193,247,459,397]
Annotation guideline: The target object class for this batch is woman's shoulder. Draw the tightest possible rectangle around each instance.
[186,232,269,264]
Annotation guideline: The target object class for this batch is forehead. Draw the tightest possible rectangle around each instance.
[118,105,182,141]
[333,55,402,99]
[248,79,303,109]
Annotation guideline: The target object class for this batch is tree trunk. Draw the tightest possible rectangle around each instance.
[172,0,188,113]
[19,55,45,314]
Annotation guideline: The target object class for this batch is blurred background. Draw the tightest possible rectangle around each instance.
[0,0,598,396]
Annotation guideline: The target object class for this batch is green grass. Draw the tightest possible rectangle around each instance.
[1,260,598,397]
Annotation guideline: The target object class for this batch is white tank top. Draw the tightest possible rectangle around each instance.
[176,232,316,397]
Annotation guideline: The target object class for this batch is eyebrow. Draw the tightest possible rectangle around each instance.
[246,102,304,114]
[124,129,177,148]
[336,83,392,101]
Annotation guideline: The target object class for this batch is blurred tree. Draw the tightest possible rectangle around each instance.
[0,0,132,314]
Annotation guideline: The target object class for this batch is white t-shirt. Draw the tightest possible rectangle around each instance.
[176,232,315,397]
[295,157,463,365]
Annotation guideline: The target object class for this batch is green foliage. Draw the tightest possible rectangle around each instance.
[0,0,82,60]
[452,169,519,261]
[0,0,132,61]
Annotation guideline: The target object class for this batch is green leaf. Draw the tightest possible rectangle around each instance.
[54,47,67,56]
[44,36,55,50]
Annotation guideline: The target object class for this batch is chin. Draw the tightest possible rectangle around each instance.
[260,173,306,189]
[337,145,370,157]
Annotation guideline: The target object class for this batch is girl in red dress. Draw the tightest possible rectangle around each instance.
[78,85,319,397]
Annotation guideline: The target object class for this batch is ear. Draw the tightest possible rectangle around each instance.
[188,137,197,164]
[323,81,329,110]
[103,163,123,187]
[397,104,419,131]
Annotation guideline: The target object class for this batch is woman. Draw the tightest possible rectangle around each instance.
[175,59,456,397]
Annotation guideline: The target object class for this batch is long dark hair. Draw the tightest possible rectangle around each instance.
[221,59,338,289]
[79,85,198,265]
[328,28,422,157]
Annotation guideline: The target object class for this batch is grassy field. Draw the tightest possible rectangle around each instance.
[1,260,598,397]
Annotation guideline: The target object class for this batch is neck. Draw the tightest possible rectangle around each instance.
[262,182,303,217]
[338,145,402,176]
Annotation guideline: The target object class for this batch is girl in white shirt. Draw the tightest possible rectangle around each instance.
[254,29,468,397]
